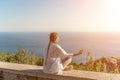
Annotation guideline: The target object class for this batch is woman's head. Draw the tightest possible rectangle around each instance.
[50,32,59,43]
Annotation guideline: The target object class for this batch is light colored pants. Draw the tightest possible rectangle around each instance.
[62,56,72,69]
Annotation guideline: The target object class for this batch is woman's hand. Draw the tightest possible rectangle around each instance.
[73,50,84,56]
[79,49,84,54]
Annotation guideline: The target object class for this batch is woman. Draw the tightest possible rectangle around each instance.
[43,32,83,75]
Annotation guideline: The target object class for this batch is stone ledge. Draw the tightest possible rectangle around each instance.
[0,62,119,80]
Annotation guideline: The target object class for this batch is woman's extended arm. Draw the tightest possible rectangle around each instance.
[73,50,83,56]
[56,44,73,57]
[56,44,83,57]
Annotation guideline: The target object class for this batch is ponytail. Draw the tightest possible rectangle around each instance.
[45,32,58,65]
[45,40,51,65]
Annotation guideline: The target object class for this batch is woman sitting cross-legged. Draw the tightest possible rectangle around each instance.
[43,32,83,75]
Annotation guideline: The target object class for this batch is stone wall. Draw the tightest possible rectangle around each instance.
[0,68,93,80]
[0,70,54,80]
[0,62,119,80]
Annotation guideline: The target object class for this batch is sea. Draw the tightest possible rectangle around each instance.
[0,32,120,64]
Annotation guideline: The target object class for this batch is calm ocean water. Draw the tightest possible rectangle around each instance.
[0,32,120,63]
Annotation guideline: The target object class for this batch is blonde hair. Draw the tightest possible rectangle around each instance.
[50,32,58,43]
[45,32,59,64]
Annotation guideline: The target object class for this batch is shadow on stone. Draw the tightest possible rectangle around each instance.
[21,69,96,80]
[21,69,43,73]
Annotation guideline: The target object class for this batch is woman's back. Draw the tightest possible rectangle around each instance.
[47,43,61,58]
[43,42,63,74]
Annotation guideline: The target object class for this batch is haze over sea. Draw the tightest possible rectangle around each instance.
[0,32,120,64]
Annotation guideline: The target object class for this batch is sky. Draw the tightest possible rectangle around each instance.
[0,0,120,32]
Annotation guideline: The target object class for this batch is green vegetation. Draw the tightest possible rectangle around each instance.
[0,47,120,73]
[70,52,120,73]
[0,46,43,66]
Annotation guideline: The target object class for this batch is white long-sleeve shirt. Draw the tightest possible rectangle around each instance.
[43,42,73,75]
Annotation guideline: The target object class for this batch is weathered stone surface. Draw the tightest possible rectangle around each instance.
[0,71,3,79]
[0,61,119,80]
[0,78,3,80]
[38,77,55,80]
[26,76,37,80]
[17,74,28,80]
[3,72,17,80]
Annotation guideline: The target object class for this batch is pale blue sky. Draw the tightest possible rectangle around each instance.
[0,0,120,32]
